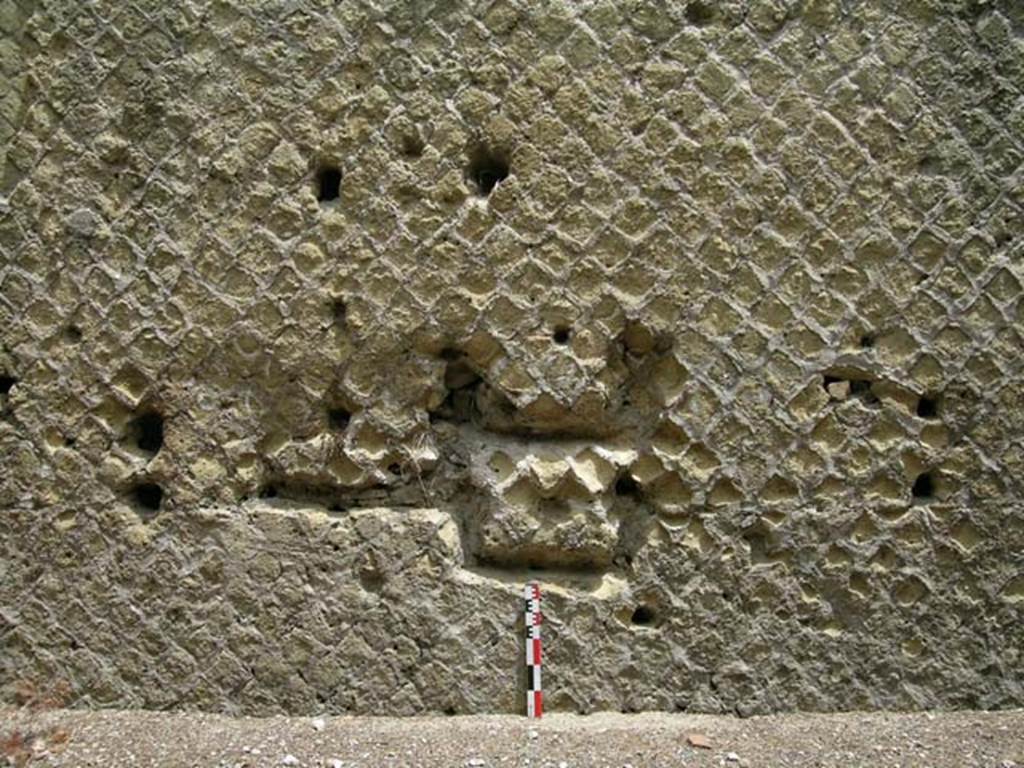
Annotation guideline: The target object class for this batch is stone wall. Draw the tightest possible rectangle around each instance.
[1,0,1023,715]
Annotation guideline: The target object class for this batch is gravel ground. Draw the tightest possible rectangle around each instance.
[1,707,1022,768]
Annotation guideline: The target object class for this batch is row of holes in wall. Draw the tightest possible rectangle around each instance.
[822,375,942,420]
[319,420,937,505]
[818,373,941,501]
[308,0,722,206]
[2,372,942,523]
[0,375,165,516]
[131,421,939,520]
[317,146,510,202]
[309,346,945,503]
[126,409,166,518]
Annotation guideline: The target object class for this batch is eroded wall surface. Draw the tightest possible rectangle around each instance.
[1,0,1023,714]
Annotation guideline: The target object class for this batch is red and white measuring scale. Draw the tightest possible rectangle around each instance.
[524,582,542,718]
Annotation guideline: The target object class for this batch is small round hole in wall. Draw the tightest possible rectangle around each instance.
[916,395,939,419]
[129,411,164,455]
[0,376,16,395]
[912,472,935,501]
[552,326,571,345]
[316,165,342,202]
[330,298,347,326]
[133,483,163,516]
[631,605,657,626]
[328,407,351,431]
[615,475,640,498]
[466,146,509,196]
[401,133,425,158]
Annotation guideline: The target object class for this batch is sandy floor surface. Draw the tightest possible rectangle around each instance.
[1,707,1022,768]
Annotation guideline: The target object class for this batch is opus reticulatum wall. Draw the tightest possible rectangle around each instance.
[1,0,1023,715]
